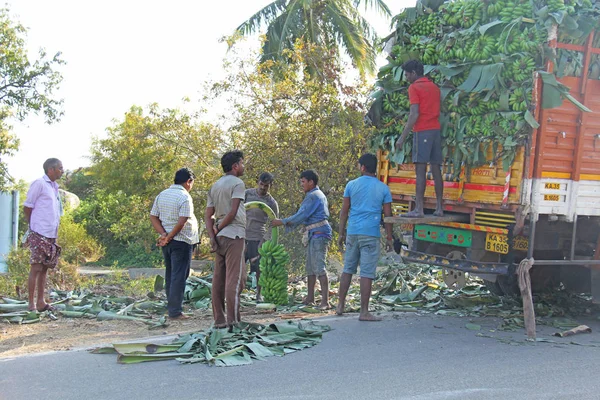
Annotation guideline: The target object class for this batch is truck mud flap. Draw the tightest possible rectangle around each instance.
[400,249,511,275]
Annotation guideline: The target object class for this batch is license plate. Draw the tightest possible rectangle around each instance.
[544,183,560,190]
[513,236,529,251]
[485,233,509,254]
[544,194,560,201]
[485,233,529,254]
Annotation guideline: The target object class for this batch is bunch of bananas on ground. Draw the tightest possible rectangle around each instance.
[244,201,289,306]
[257,239,290,305]
[407,13,439,36]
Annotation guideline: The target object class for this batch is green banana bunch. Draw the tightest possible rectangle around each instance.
[468,34,496,61]
[510,56,536,82]
[547,0,566,12]
[497,29,519,54]
[485,0,506,18]
[482,113,501,137]
[257,239,290,305]
[407,13,439,36]
[509,87,530,112]
[244,201,288,305]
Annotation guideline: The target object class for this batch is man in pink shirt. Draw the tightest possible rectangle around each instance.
[23,158,64,312]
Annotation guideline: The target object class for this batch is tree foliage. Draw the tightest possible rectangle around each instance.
[211,41,373,272]
[236,0,390,77]
[0,8,64,188]
[68,105,225,266]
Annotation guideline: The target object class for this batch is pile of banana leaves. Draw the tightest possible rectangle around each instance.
[326,262,600,331]
[92,320,330,366]
[0,274,216,328]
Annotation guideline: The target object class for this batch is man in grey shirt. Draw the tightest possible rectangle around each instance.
[205,150,246,328]
[245,172,279,302]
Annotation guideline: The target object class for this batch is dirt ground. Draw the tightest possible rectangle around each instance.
[0,306,332,358]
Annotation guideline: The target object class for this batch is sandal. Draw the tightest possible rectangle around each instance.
[39,304,56,312]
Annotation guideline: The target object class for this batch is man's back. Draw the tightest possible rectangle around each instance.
[408,77,441,132]
[151,185,198,244]
[345,176,392,237]
[208,175,246,239]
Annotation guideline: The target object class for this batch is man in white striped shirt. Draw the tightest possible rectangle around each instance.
[150,168,199,320]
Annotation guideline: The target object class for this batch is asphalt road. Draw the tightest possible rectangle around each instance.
[2,313,600,400]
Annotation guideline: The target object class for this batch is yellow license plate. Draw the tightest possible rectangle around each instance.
[486,233,529,254]
[544,194,560,201]
[544,183,560,190]
[486,233,509,254]
[513,236,529,251]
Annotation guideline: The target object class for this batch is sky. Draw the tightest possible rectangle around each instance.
[6,0,415,183]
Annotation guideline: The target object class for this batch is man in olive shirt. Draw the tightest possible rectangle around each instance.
[205,150,246,328]
[245,172,279,302]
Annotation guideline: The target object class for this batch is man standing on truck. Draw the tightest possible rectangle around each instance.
[245,172,279,302]
[337,153,394,321]
[271,170,332,309]
[395,59,444,218]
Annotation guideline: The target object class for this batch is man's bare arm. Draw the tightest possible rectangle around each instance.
[150,215,167,236]
[338,197,351,248]
[23,206,32,225]
[395,104,420,150]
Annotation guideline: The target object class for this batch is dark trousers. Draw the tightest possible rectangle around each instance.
[162,239,193,317]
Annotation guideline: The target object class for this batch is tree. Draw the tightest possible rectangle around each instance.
[78,104,225,266]
[211,41,373,272]
[0,8,64,188]
[236,0,391,77]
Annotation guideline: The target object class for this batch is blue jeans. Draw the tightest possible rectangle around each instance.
[306,236,329,276]
[343,235,380,279]
[162,240,193,317]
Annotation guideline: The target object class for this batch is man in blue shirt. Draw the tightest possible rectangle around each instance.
[272,170,332,309]
[337,154,393,321]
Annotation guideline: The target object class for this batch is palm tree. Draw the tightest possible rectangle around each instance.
[236,0,391,76]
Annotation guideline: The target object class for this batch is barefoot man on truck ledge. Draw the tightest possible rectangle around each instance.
[395,59,444,218]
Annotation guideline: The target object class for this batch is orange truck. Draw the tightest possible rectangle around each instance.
[379,31,600,296]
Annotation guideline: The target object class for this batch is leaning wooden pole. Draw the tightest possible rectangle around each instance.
[517,258,536,339]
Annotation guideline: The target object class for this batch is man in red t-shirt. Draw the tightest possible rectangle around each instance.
[395,60,443,218]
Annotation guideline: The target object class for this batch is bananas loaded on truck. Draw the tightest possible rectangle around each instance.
[372,0,598,173]
[245,201,290,305]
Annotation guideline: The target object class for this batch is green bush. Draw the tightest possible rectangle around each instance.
[58,212,105,265]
